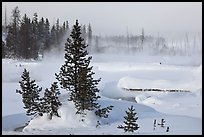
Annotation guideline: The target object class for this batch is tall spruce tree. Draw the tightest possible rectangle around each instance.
[16,69,43,117]
[19,14,32,59]
[55,20,101,118]
[5,25,16,58]
[38,17,46,55]
[31,12,39,59]
[5,6,21,58]
[12,6,21,58]
[50,25,57,47]
[117,106,139,132]
[41,82,62,120]
[43,18,51,52]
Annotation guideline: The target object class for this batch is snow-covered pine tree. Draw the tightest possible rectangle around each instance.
[16,68,43,117]
[75,66,102,117]
[41,82,62,120]
[55,20,101,118]
[117,105,139,132]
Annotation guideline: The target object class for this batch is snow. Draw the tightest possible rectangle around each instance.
[2,113,29,131]
[2,53,202,135]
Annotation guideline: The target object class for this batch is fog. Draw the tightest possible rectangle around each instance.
[2,2,202,39]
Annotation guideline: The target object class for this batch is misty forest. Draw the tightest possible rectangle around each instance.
[2,6,202,60]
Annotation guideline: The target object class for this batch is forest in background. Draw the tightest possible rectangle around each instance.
[2,6,202,60]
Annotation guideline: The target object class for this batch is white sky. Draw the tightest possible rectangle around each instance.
[2,2,202,39]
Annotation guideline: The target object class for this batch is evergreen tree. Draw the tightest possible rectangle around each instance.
[95,35,100,53]
[12,6,21,57]
[2,40,5,58]
[141,28,144,45]
[43,18,51,52]
[87,23,92,52]
[16,69,43,117]
[63,21,66,32]
[5,25,17,58]
[31,12,39,59]
[55,20,101,118]
[38,17,45,40]
[56,19,60,45]
[95,105,114,118]
[74,65,101,117]
[41,82,62,120]
[139,28,145,51]
[38,17,46,55]
[81,25,87,44]
[117,106,139,132]
[5,6,21,58]
[19,14,32,59]
[50,25,57,47]
[12,6,21,29]
[65,21,70,37]
[93,35,102,53]
[61,21,67,40]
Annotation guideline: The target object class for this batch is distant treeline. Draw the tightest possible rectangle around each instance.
[2,6,202,60]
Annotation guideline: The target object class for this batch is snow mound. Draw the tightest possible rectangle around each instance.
[135,93,150,103]
[23,97,98,132]
[142,96,163,105]
[117,76,198,91]
[118,76,172,90]
[135,93,163,105]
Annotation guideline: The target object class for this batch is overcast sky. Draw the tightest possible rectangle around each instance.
[2,2,202,39]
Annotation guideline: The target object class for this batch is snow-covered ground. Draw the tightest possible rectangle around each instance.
[2,53,202,135]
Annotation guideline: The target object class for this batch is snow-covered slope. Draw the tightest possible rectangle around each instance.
[2,53,202,135]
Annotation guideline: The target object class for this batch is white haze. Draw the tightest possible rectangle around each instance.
[2,2,202,40]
